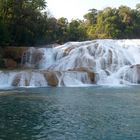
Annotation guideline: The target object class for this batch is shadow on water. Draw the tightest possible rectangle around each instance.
[0,86,140,140]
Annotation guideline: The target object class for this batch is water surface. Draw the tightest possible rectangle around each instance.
[0,86,140,140]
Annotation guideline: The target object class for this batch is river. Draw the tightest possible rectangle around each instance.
[0,86,140,140]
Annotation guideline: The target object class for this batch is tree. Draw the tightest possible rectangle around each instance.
[0,0,47,46]
[84,8,98,24]
[67,19,87,41]
[57,17,68,43]
[0,16,10,45]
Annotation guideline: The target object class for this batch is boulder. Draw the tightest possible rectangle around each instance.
[3,47,28,62]
[43,71,59,86]
[4,59,17,69]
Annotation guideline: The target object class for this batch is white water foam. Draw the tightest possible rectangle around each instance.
[1,39,140,87]
[38,39,140,86]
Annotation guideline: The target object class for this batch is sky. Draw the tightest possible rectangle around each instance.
[46,0,140,21]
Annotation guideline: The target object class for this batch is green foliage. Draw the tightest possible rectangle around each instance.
[67,20,87,41]
[0,17,10,46]
[0,0,47,46]
[56,17,68,43]
[84,9,98,24]
[84,4,140,39]
[0,2,140,47]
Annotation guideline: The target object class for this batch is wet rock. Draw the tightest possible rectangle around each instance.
[12,74,21,86]
[64,46,75,56]
[30,48,43,68]
[4,59,17,69]
[130,64,140,83]
[22,48,43,68]
[130,64,140,69]
[43,71,59,86]
[68,67,96,83]
[4,47,28,62]
[75,57,96,68]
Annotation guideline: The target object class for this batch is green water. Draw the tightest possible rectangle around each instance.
[0,86,140,140]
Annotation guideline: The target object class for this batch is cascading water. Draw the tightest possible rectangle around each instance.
[39,39,140,86]
[39,48,55,69]
[1,39,140,88]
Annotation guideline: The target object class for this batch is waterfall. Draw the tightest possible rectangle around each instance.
[1,39,140,87]
[21,47,43,68]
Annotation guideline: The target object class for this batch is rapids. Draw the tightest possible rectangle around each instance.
[1,39,140,87]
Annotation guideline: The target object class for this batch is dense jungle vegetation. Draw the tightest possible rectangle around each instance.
[0,0,140,46]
